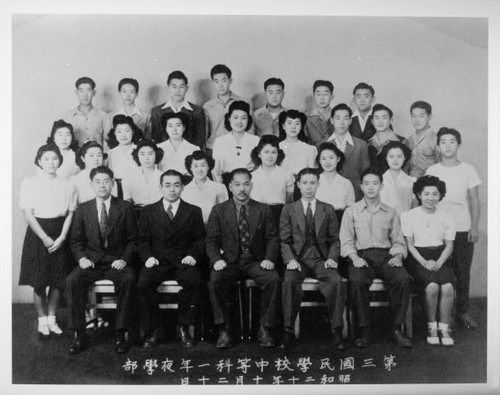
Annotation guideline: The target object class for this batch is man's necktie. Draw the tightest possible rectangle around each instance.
[167,204,174,221]
[239,205,250,253]
[305,202,314,244]
[99,202,108,247]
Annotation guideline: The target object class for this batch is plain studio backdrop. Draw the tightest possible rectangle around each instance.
[11,15,487,303]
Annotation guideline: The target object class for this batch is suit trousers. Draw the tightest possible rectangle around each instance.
[451,232,475,315]
[282,250,346,331]
[137,264,202,333]
[208,253,281,328]
[66,264,136,332]
[348,248,412,328]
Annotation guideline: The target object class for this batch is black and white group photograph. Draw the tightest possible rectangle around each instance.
[5,0,500,394]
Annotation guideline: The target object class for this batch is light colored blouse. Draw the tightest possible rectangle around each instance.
[279,140,317,175]
[182,179,229,224]
[107,145,137,180]
[70,169,95,204]
[19,174,77,218]
[401,206,456,247]
[250,166,295,205]
[157,139,199,174]
[57,149,80,179]
[380,170,416,215]
[212,132,260,181]
[122,167,162,207]
[316,173,355,210]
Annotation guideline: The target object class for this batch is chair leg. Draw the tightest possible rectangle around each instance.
[406,296,413,338]
[238,283,244,341]
[87,286,98,331]
[294,313,300,339]
[248,287,253,340]
[342,307,348,339]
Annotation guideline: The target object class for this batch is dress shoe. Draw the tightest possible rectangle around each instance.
[216,330,233,349]
[392,329,413,348]
[331,330,345,350]
[279,331,295,349]
[142,333,159,348]
[176,325,195,348]
[115,333,130,354]
[257,326,276,348]
[459,313,478,329]
[68,332,88,355]
[354,328,370,348]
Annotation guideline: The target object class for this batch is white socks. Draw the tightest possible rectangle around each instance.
[426,321,439,345]
[438,322,454,346]
[37,316,49,336]
[47,315,63,335]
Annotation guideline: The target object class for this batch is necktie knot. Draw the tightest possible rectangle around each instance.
[167,203,174,221]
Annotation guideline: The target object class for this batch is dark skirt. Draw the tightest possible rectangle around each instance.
[19,216,72,289]
[406,245,456,288]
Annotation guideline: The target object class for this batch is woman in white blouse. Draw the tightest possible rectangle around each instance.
[401,175,456,346]
[212,100,259,184]
[45,119,80,179]
[157,112,199,174]
[70,141,106,204]
[182,150,228,225]
[19,143,77,338]
[122,139,164,212]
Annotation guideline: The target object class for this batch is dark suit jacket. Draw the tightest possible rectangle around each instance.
[136,199,205,266]
[332,136,370,201]
[150,102,206,148]
[206,199,279,267]
[70,197,137,265]
[280,200,340,263]
[350,114,376,143]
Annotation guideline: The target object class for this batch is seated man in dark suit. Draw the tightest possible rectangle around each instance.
[67,166,137,355]
[280,168,346,350]
[137,169,205,348]
[206,168,281,349]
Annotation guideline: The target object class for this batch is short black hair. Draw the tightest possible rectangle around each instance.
[160,169,184,185]
[353,82,375,96]
[360,167,383,183]
[224,100,253,132]
[118,78,139,92]
[185,150,215,175]
[379,140,412,171]
[296,167,320,182]
[313,80,334,93]
[437,127,462,145]
[75,77,96,90]
[316,142,346,172]
[210,64,232,79]
[107,115,144,149]
[75,141,105,170]
[34,143,63,169]
[278,109,308,142]
[46,119,79,151]
[132,139,164,166]
[410,100,432,115]
[228,168,252,183]
[90,165,114,181]
[167,70,188,85]
[413,175,446,205]
[372,103,393,119]
[331,103,353,119]
[251,135,285,167]
[161,111,189,131]
[264,77,285,90]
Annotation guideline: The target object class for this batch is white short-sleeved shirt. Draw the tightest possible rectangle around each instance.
[316,173,355,210]
[157,139,199,174]
[122,167,162,207]
[57,150,80,179]
[279,140,317,175]
[70,169,95,204]
[213,132,260,178]
[380,170,416,216]
[182,179,229,224]
[19,174,77,218]
[426,162,481,231]
[250,166,295,205]
[107,145,137,180]
[401,206,456,247]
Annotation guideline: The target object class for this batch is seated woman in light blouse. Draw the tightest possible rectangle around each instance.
[401,175,456,346]
[182,150,228,225]
[122,139,164,215]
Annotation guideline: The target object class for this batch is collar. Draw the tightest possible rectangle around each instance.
[352,108,373,119]
[72,105,96,116]
[301,198,317,214]
[96,196,112,212]
[233,198,249,213]
[161,100,193,112]
[328,131,354,146]
[359,198,387,213]
[117,106,143,117]
[216,91,238,105]
[163,198,181,214]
